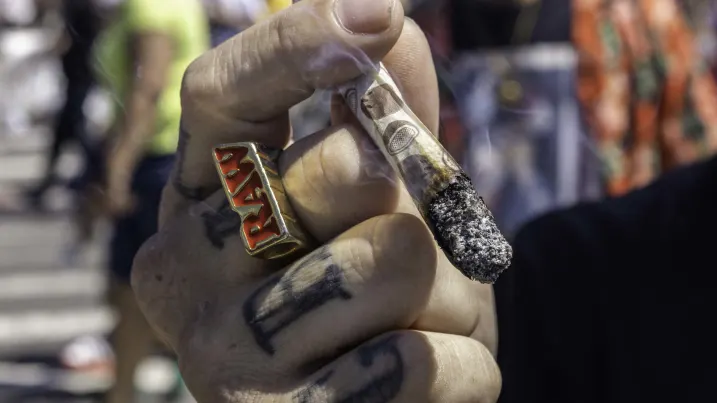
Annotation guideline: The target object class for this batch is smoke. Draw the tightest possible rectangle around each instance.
[355,131,398,185]
[302,40,380,90]
[274,5,396,185]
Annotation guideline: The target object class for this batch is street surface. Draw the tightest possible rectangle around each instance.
[0,129,194,403]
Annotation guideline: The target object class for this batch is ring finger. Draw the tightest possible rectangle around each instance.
[180,213,436,388]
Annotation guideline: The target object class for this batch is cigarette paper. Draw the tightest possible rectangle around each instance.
[339,63,512,283]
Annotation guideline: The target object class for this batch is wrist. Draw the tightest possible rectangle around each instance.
[107,158,132,188]
[108,146,136,175]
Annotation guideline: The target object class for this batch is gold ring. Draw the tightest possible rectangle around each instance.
[212,142,308,259]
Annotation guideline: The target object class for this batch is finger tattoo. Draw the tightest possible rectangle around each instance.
[294,370,335,403]
[173,126,215,201]
[338,334,404,403]
[243,247,352,355]
[292,334,405,403]
[201,198,243,249]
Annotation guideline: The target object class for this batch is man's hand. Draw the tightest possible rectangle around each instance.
[131,0,501,401]
[104,178,135,217]
[105,150,136,217]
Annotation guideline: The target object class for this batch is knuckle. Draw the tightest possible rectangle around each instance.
[317,125,362,187]
[180,49,230,116]
[422,334,501,403]
[394,328,430,353]
[130,229,186,344]
[180,54,208,107]
[273,13,300,65]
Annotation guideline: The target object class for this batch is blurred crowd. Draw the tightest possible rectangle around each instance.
[0,0,716,402]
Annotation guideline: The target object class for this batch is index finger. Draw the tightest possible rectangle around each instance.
[164,0,404,217]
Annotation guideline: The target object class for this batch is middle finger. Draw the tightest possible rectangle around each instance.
[182,213,437,387]
[280,123,486,339]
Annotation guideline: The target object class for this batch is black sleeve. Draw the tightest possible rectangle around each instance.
[62,0,99,47]
[495,156,717,403]
[61,0,99,80]
[449,0,571,52]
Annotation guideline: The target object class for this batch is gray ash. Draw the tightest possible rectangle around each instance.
[427,174,512,283]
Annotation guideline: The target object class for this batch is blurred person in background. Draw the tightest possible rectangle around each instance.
[405,0,717,239]
[0,0,37,27]
[680,0,717,80]
[495,141,717,403]
[90,0,209,401]
[26,0,100,209]
[402,0,717,401]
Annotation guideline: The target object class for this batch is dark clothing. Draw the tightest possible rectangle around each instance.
[109,155,175,281]
[450,1,521,50]
[32,74,96,197]
[51,75,95,165]
[61,0,100,81]
[31,1,99,198]
[495,155,717,402]
[449,0,571,51]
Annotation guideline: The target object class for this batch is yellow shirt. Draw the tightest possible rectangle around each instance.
[94,0,209,155]
[266,0,292,14]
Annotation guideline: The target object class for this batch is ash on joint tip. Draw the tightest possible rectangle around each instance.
[427,174,513,283]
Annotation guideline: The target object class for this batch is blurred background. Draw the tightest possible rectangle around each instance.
[0,0,715,402]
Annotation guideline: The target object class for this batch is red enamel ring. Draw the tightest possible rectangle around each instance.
[212,142,308,259]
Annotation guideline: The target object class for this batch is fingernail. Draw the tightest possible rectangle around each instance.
[335,0,394,34]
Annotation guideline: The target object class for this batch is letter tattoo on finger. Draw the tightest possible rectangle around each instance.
[292,335,405,403]
[173,126,216,201]
[338,334,404,403]
[243,247,352,355]
[294,370,335,403]
[201,198,243,249]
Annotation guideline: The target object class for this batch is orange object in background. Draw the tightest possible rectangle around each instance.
[574,0,717,196]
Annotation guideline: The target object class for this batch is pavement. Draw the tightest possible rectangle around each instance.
[0,129,195,403]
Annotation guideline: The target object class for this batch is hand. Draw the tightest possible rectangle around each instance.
[104,180,135,217]
[131,0,501,402]
[105,154,136,217]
